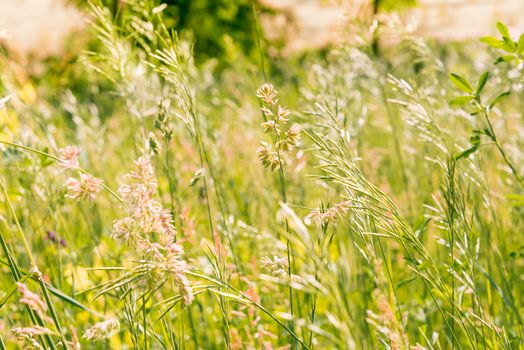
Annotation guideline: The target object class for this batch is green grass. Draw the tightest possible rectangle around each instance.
[0,2,523,349]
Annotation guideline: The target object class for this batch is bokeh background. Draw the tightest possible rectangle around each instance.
[2,0,524,61]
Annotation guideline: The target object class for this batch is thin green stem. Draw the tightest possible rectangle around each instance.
[481,108,524,187]
[0,227,56,349]
[188,272,310,350]
[275,137,297,349]
[0,179,68,349]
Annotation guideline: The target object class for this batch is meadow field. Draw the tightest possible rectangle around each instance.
[0,1,523,349]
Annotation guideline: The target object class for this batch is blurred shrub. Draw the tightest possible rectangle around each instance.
[81,0,262,66]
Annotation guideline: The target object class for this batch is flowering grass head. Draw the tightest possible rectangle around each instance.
[65,173,103,201]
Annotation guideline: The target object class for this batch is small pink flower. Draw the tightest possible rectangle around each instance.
[58,145,80,169]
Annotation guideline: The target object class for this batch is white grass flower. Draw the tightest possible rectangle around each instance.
[83,318,120,341]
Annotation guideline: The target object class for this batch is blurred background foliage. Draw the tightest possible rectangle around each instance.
[73,0,266,67]
[70,0,417,67]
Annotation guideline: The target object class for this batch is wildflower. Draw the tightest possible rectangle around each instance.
[46,230,67,247]
[17,283,46,319]
[257,142,279,171]
[65,173,103,201]
[58,145,80,169]
[46,230,57,242]
[83,318,120,341]
[261,256,289,279]
[256,83,278,106]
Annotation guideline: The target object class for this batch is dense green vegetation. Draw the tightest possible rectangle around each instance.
[0,1,523,349]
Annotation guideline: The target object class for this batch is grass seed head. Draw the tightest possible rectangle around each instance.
[65,173,103,201]
[58,145,80,169]
[83,318,120,342]
[257,142,279,171]
[17,283,47,319]
[256,83,278,106]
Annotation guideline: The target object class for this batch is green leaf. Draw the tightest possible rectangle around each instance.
[494,55,516,64]
[496,22,511,39]
[39,147,55,168]
[431,288,447,301]
[507,194,524,207]
[475,71,489,94]
[397,277,417,288]
[518,34,524,55]
[449,73,473,93]
[469,134,481,146]
[449,95,473,107]
[455,134,481,160]
[489,91,510,108]
[480,36,502,48]
[501,37,517,53]
[472,129,484,136]
[0,273,32,308]
[483,127,495,139]
[454,144,479,160]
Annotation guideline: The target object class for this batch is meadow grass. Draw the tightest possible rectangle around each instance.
[0,2,523,349]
